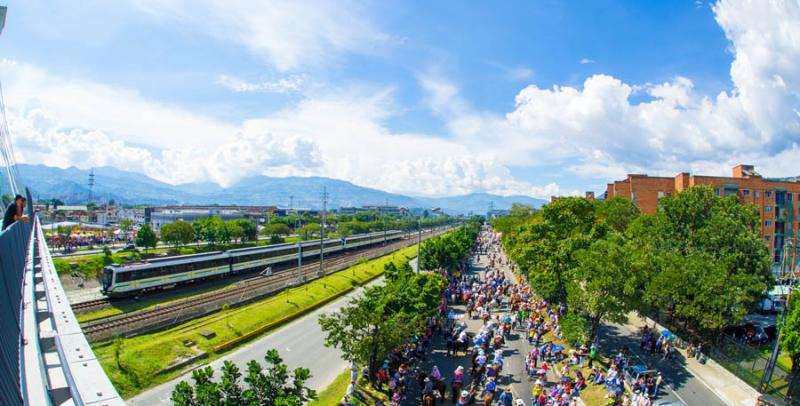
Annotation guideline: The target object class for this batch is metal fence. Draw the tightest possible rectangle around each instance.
[711,336,797,405]
[0,220,32,406]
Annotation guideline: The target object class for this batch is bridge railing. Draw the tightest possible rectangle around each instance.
[1,215,124,406]
[0,218,32,405]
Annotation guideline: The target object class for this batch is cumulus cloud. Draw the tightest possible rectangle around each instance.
[427,0,800,181]
[2,59,560,197]
[7,0,800,201]
[133,0,384,72]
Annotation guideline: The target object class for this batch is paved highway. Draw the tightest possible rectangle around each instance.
[128,276,386,405]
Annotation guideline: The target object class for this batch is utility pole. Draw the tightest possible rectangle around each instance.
[319,186,328,280]
[383,198,388,244]
[416,216,422,273]
[760,238,796,392]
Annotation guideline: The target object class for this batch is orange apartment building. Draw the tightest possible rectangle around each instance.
[606,165,800,268]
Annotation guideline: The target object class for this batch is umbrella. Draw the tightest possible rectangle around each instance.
[661,330,674,339]
[535,369,547,375]
[552,345,565,352]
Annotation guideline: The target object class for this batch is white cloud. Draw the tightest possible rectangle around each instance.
[579,58,595,64]
[3,59,559,198]
[8,0,800,201]
[0,59,234,151]
[216,74,306,94]
[132,0,384,72]
[419,0,800,183]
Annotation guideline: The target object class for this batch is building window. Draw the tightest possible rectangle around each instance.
[715,188,720,196]
[743,189,750,197]
[657,191,665,198]
[765,205,772,213]
[765,220,772,227]
[765,235,771,241]
[766,191,772,198]
[755,190,760,198]
[631,191,637,203]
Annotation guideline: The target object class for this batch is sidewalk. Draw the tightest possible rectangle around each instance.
[624,315,759,406]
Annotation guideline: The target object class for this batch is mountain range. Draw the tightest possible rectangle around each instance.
[15,164,547,214]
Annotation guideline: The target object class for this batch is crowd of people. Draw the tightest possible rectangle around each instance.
[341,226,668,406]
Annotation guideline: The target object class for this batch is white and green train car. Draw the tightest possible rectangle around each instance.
[102,230,404,297]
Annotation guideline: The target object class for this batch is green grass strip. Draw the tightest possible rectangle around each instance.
[93,246,416,399]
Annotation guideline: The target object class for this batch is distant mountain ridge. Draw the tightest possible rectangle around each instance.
[16,164,546,214]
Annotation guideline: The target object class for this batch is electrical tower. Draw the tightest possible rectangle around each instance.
[88,168,95,203]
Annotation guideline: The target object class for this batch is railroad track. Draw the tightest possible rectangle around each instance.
[70,297,112,313]
[80,229,449,339]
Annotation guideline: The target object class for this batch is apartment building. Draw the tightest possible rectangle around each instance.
[607,165,800,267]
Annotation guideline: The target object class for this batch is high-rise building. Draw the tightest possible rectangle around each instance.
[607,165,800,268]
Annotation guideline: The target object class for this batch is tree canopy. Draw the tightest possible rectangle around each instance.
[160,220,196,247]
[135,224,158,251]
[171,349,315,406]
[495,185,772,342]
[319,260,446,384]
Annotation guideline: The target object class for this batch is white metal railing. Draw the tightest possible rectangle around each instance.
[20,217,124,405]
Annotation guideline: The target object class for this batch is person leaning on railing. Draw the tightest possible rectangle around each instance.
[2,194,29,230]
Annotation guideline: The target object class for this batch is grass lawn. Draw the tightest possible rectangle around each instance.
[309,369,389,406]
[94,246,417,399]
[759,345,794,373]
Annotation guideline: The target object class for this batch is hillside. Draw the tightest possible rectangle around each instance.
[16,164,546,213]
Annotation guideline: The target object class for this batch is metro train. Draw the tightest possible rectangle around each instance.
[101,230,403,297]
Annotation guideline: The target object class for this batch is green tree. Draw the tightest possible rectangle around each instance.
[135,224,158,251]
[193,216,228,246]
[102,246,114,266]
[596,196,640,233]
[161,221,196,248]
[319,263,446,384]
[641,186,771,334]
[298,223,321,240]
[510,197,604,304]
[261,223,291,238]
[230,219,257,242]
[226,221,245,243]
[119,218,133,242]
[171,351,315,406]
[570,232,643,341]
[781,293,800,374]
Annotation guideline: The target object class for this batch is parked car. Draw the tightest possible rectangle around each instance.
[116,243,138,253]
[724,315,777,345]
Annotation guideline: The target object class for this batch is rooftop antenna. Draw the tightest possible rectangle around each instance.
[88,167,95,203]
[289,195,294,210]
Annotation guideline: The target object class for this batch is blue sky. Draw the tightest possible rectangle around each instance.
[1,0,798,198]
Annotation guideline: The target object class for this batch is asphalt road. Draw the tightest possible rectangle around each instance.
[128,276,387,405]
[597,321,727,406]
